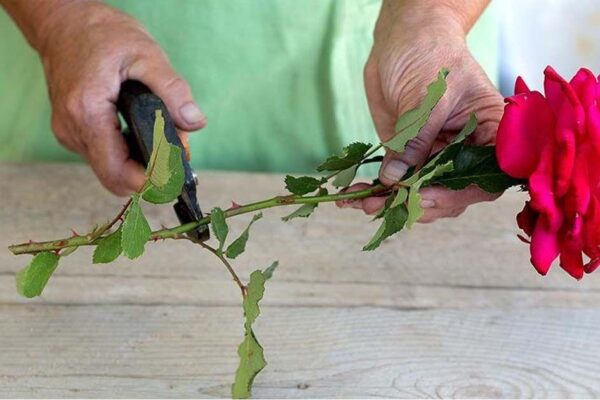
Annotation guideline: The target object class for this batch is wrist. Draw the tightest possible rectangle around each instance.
[39,1,119,58]
[376,0,488,41]
[2,0,113,55]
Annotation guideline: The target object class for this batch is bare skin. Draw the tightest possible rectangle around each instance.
[1,0,206,195]
[339,0,504,223]
[2,0,503,222]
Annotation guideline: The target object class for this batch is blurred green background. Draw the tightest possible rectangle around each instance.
[0,0,498,174]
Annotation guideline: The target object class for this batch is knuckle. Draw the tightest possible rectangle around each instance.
[146,45,169,60]
[429,188,454,206]
[64,90,103,122]
[78,89,104,118]
[64,94,82,117]
[403,135,431,156]
[163,76,191,97]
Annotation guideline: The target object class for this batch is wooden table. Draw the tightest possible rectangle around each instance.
[1,163,600,398]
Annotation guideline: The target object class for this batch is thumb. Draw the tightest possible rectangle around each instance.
[126,53,206,131]
[378,104,449,186]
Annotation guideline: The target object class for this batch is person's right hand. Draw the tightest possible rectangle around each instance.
[38,2,206,195]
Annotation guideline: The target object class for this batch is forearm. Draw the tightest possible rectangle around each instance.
[0,0,100,52]
[377,0,490,38]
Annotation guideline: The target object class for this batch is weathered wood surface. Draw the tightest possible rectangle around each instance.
[1,163,600,398]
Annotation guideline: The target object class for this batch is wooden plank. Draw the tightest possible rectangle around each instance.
[1,273,600,309]
[2,163,598,292]
[1,305,599,398]
[2,163,600,398]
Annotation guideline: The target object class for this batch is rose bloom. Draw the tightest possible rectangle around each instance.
[496,66,600,279]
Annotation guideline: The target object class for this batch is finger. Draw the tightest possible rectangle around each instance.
[126,52,207,132]
[335,183,371,209]
[362,196,387,215]
[378,102,450,186]
[420,206,466,223]
[419,185,500,210]
[470,113,503,146]
[464,84,504,147]
[51,117,87,154]
[83,106,146,196]
[377,72,457,186]
[335,182,389,215]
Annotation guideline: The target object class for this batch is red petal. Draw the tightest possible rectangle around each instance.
[496,91,554,178]
[559,215,585,279]
[570,68,597,108]
[564,147,591,217]
[560,246,585,279]
[587,104,600,155]
[553,126,576,197]
[529,144,562,230]
[544,66,580,114]
[516,202,537,237]
[583,196,600,260]
[544,66,585,135]
[584,258,600,273]
[515,76,530,95]
[517,234,531,244]
[530,218,561,275]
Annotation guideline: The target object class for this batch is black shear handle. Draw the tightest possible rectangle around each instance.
[116,80,182,164]
[116,80,209,242]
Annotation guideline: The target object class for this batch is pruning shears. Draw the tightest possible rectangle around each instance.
[116,80,210,242]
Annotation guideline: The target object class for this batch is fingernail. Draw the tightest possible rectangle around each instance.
[383,159,409,182]
[180,102,205,125]
[420,199,436,208]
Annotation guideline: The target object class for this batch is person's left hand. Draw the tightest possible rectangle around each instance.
[338,2,504,223]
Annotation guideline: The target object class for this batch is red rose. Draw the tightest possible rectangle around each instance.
[496,66,600,279]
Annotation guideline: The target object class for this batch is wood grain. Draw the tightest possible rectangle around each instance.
[1,163,600,398]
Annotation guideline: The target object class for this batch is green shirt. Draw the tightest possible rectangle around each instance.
[0,1,498,174]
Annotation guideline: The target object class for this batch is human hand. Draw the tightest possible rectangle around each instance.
[36,1,205,195]
[343,0,503,222]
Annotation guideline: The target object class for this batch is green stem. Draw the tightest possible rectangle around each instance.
[8,184,389,256]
